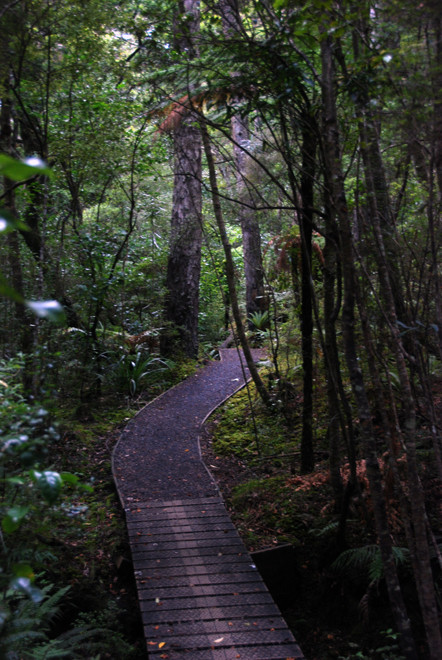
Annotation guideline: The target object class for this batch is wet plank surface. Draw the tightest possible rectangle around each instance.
[125,498,304,659]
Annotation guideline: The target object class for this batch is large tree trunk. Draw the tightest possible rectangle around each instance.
[0,51,32,359]
[219,0,266,324]
[162,0,202,359]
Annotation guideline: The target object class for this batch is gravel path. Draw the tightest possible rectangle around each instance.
[112,348,265,507]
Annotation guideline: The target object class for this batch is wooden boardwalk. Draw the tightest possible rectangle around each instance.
[113,350,304,659]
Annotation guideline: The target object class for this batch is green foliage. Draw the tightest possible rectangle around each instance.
[113,350,174,397]
[210,383,297,466]
[0,155,53,182]
[331,545,409,582]
[0,584,70,658]
[0,355,94,657]
[0,582,138,660]
[248,310,270,330]
[339,629,405,660]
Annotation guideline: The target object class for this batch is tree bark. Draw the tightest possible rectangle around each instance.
[201,123,270,406]
[219,0,267,324]
[350,9,442,653]
[299,113,316,474]
[321,31,418,660]
[0,53,32,358]
[162,0,202,358]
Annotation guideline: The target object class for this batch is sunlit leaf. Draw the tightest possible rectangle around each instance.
[32,470,63,504]
[12,563,35,581]
[273,0,290,8]
[0,154,53,181]
[26,300,66,324]
[9,577,44,603]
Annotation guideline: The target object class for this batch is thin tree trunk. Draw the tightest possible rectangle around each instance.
[321,32,418,660]
[427,5,442,355]
[322,198,344,511]
[201,123,270,406]
[350,9,442,652]
[299,113,316,474]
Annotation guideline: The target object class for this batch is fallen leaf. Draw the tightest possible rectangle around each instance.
[214,637,224,643]
[159,641,166,648]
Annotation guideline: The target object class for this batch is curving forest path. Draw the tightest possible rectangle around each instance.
[112,348,304,659]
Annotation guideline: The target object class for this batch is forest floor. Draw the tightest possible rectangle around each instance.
[197,375,442,660]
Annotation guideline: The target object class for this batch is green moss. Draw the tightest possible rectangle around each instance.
[211,385,296,465]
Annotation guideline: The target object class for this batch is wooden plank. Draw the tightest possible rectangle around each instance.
[145,617,289,636]
[135,571,263,587]
[142,602,283,623]
[138,582,267,599]
[139,592,275,611]
[134,561,256,576]
[128,530,241,545]
[146,628,299,649]
[147,644,304,659]
[134,553,253,566]
[131,548,249,563]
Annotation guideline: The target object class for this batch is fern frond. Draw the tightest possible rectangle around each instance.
[332,544,410,582]
[31,626,110,659]
[368,549,384,582]
[34,585,70,624]
[308,521,339,537]
[331,544,380,576]
[1,629,47,646]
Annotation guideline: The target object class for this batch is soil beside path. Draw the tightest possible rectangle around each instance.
[112,348,265,507]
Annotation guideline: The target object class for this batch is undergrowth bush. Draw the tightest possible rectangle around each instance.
[0,355,111,658]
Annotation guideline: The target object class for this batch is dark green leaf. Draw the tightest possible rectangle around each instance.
[32,470,63,504]
[0,208,28,234]
[2,506,30,533]
[0,274,24,303]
